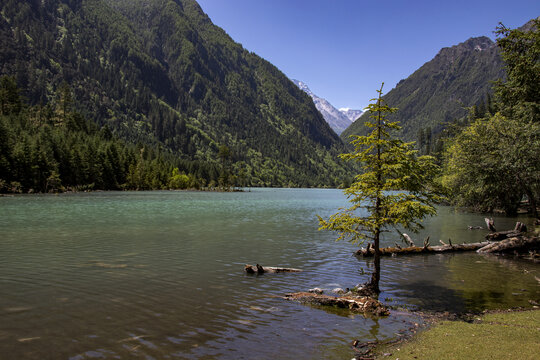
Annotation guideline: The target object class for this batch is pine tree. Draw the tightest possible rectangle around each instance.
[318,84,443,295]
[0,77,23,115]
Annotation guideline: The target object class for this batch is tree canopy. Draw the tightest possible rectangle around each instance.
[442,20,540,217]
[0,77,212,193]
[319,84,443,293]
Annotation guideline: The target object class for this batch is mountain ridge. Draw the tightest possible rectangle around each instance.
[0,0,351,187]
[342,35,505,141]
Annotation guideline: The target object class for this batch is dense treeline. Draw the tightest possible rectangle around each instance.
[441,20,540,217]
[0,0,352,189]
[0,77,221,192]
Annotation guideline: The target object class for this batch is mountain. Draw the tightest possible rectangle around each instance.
[0,0,352,188]
[339,108,364,123]
[292,79,363,135]
[341,36,505,141]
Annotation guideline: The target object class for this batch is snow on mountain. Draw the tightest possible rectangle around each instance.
[292,79,363,135]
[339,108,364,123]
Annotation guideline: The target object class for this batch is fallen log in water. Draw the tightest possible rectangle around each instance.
[356,236,539,257]
[244,264,302,274]
[477,236,539,254]
[485,230,523,241]
[355,241,491,257]
[283,292,389,316]
[485,222,528,241]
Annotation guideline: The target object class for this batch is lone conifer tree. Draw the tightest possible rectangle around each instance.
[318,84,443,295]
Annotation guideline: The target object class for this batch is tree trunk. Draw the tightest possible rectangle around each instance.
[368,91,383,296]
[355,236,539,257]
[485,222,528,241]
[370,227,381,295]
[485,218,496,232]
[283,292,389,316]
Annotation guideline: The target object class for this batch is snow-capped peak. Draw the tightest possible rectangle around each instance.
[292,79,364,135]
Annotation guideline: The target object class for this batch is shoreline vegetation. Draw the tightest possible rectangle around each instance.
[0,75,351,195]
[368,308,540,360]
[0,185,247,195]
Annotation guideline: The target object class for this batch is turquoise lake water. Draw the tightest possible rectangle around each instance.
[1,189,538,359]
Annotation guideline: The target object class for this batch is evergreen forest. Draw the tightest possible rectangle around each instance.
[0,0,352,192]
[0,76,221,192]
[342,36,505,143]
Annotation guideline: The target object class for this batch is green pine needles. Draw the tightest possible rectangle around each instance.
[318,84,444,293]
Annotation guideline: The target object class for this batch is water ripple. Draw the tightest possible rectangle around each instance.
[0,190,538,359]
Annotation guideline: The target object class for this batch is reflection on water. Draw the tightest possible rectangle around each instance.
[375,252,540,313]
[0,189,538,359]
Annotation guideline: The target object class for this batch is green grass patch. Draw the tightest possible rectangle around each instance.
[378,310,540,360]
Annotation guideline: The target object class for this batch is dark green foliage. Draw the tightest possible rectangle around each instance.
[0,76,23,115]
[0,0,351,188]
[493,19,540,123]
[442,19,540,217]
[416,93,495,162]
[0,77,220,193]
[342,37,505,142]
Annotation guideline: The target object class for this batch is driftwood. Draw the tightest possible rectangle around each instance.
[423,236,431,249]
[477,236,539,254]
[403,233,414,247]
[514,222,528,233]
[244,264,302,274]
[486,230,523,241]
[284,292,389,316]
[355,241,491,257]
[440,238,453,247]
[395,230,415,247]
[485,217,496,232]
[485,222,528,241]
[356,236,539,257]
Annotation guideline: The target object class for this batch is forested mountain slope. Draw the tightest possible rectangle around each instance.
[0,0,351,188]
[342,36,505,142]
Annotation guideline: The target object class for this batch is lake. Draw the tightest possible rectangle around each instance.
[1,189,538,359]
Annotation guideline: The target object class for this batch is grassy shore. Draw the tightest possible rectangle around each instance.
[375,309,540,360]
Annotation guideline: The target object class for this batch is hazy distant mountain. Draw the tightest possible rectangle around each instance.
[342,36,505,141]
[292,79,363,135]
[339,108,364,123]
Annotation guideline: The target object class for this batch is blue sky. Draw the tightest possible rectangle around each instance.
[196,0,539,110]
